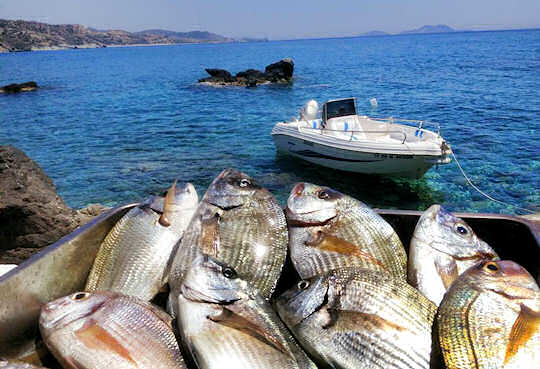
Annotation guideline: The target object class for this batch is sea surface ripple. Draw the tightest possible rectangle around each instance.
[0,30,538,214]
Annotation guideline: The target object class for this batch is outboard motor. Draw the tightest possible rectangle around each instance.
[301,100,319,121]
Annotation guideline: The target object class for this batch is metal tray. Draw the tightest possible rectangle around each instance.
[0,204,538,360]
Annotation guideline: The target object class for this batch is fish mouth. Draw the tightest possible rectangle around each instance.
[40,298,107,333]
[412,232,497,261]
[285,207,336,227]
[452,252,498,261]
[204,199,244,211]
[181,284,240,305]
[487,286,539,300]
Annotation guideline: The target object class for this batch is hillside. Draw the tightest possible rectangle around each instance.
[135,29,231,43]
[0,19,233,52]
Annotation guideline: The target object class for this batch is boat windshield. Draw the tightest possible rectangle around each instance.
[325,99,356,119]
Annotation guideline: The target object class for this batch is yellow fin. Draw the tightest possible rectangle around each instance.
[159,180,177,227]
[306,232,388,271]
[504,304,540,365]
[434,258,458,290]
[208,307,291,357]
[76,322,138,366]
[329,310,406,333]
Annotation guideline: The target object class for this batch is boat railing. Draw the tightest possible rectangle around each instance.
[299,126,408,144]
[370,117,441,136]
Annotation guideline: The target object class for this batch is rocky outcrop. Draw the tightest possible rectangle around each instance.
[0,81,38,93]
[264,59,294,81]
[199,58,294,87]
[0,146,108,264]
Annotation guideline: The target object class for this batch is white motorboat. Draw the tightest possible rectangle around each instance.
[271,98,452,178]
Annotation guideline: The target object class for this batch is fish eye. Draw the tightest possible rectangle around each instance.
[484,262,500,272]
[454,224,469,236]
[318,190,329,200]
[239,179,251,188]
[297,280,310,290]
[222,267,237,279]
[71,292,90,301]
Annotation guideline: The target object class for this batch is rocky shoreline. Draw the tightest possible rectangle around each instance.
[0,18,234,53]
[0,146,109,264]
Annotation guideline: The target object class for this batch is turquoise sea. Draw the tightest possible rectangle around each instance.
[0,30,539,214]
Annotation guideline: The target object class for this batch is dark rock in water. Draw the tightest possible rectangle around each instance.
[204,68,234,81]
[0,146,107,264]
[199,58,294,87]
[0,81,39,93]
[236,69,265,80]
[264,58,294,81]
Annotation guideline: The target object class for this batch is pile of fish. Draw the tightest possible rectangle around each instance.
[2,168,539,369]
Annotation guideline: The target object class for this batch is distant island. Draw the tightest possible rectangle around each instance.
[0,19,266,52]
[400,24,455,34]
[359,24,456,37]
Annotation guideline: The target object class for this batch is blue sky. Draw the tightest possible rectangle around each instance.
[1,0,539,39]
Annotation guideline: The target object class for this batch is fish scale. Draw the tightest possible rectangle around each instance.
[40,292,186,369]
[168,169,288,316]
[85,184,198,301]
[437,260,540,369]
[332,206,406,276]
[276,267,437,369]
[286,183,407,280]
[86,207,185,299]
[177,255,316,369]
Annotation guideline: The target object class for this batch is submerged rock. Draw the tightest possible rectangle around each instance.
[0,82,39,93]
[0,145,108,264]
[199,58,294,87]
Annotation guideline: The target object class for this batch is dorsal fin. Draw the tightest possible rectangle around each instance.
[159,180,177,226]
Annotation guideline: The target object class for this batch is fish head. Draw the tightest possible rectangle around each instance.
[174,182,199,209]
[464,260,540,300]
[414,205,498,260]
[39,291,111,337]
[275,276,328,327]
[204,168,270,209]
[286,183,342,226]
[181,254,248,304]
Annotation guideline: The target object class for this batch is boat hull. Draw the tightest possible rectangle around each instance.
[273,132,440,178]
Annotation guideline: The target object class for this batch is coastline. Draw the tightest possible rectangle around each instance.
[0,40,249,53]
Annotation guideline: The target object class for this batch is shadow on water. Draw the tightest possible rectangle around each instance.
[265,154,445,210]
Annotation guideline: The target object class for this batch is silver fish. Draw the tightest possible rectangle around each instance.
[276,267,438,369]
[437,260,540,369]
[168,168,288,314]
[176,254,316,369]
[0,361,46,369]
[85,181,198,300]
[39,291,186,369]
[286,182,407,280]
[408,204,498,305]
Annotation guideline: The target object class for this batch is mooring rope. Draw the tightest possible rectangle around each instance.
[450,151,535,215]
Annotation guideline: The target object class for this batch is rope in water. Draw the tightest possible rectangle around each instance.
[450,150,535,215]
